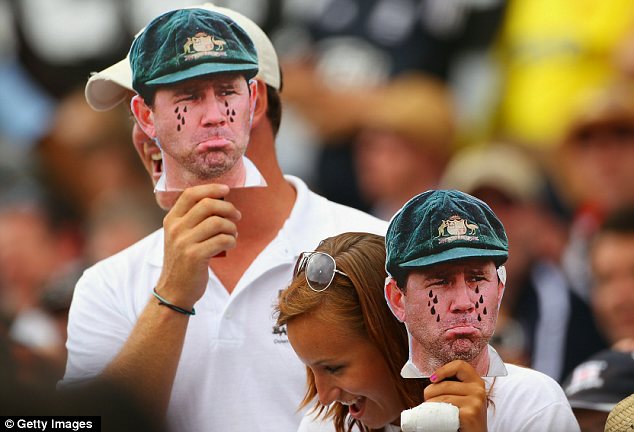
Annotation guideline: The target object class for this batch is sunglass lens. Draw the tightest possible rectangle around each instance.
[306,253,336,292]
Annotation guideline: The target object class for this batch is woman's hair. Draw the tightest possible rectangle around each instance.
[276,232,427,432]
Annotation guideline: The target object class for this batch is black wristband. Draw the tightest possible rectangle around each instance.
[152,287,196,316]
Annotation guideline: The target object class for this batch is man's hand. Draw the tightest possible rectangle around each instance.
[156,184,241,308]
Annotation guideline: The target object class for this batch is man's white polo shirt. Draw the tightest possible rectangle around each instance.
[62,176,387,432]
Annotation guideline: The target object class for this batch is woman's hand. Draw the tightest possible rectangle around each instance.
[424,360,488,432]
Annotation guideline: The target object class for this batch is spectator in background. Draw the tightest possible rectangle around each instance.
[1,330,167,431]
[353,72,455,220]
[0,92,162,388]
[560,205,634,431]
[6,86,163,381]
[35,87,155,220]
[588,206,634,349]
[562,350,634,432]
[615,21,634,81]
[278,0,505,211]
[492,0,634,148]
[0,167,82,382]
[82,192,163,265]
[29,192,161,370]
[0,0,134,169]
[440,143,607,381]
[558,81,634,311]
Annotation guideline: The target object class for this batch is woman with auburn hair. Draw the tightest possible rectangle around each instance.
[276,232,487,432]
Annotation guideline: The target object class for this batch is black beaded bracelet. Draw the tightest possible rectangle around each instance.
[152,287,196,316]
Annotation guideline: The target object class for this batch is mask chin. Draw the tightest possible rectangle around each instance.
[154,171,168,193]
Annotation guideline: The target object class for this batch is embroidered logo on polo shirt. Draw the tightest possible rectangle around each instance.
[273,289,289,344]
[272,324,287,336]
[272,323,289,344]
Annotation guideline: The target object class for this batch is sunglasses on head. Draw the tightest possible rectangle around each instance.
[293,251,349,292]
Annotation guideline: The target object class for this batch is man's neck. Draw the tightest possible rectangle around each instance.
[209,177,295,292]
[209,128,296,292]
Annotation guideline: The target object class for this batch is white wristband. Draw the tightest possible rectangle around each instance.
[401,402,460,432]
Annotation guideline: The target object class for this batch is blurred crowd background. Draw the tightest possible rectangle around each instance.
[1,0,634,419]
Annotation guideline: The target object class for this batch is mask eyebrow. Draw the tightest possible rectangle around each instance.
[214,81,246,96]
[169,84,199,98]
[422,269,450,281]
[466,266,486,275]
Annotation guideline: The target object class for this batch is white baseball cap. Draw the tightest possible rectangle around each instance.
[440,143,544,204]
[85,2,280,111]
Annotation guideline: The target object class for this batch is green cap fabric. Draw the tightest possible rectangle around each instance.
[386,190,508,283]
[130,8,258,94]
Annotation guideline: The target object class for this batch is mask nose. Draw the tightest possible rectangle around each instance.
[200,97,227,126]
[450,277,476,313]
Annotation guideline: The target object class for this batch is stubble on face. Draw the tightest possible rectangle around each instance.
[406,304,492,371]
[402,260,500,373]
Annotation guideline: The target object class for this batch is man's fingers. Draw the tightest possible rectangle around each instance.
[165,193,241,237]
[167,216,237,255]
[185,197,242,226]
[188,216,238,245]
[198,233,238,256]
[170,232,238,264]
[169,183,231,218]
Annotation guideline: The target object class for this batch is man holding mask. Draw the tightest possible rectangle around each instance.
[61,7,387,432]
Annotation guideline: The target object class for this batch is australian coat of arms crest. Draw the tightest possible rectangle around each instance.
[437,215,479,243]
[183,32,227,60]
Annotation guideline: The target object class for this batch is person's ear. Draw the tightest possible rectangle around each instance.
[385,278,406,322]
[131,95,156,139]
[250,79,267,128]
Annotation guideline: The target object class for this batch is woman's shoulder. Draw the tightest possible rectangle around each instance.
[297,412,374,432]
[297,412,337,432]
